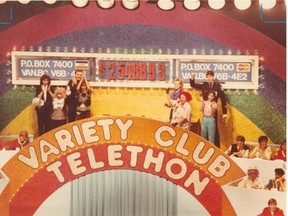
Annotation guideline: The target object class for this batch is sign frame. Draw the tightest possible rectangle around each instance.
[176,55,259,89]
[11,51,259,89]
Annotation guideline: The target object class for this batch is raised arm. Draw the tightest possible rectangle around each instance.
[166,89,172,107]
[189,73,204,90]
[84,76,91,91]
[217,84,227,115]
[76,77,84,91]
[48,85,55,99]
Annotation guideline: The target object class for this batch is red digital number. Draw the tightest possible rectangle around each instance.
[99,61,106,78]
[148,63,156,81]
[132,63,139,80]
[118,62,125,80]
[139,63,147,80]
[158,62,166,81]
[108,62,116,80]
[125,63,132,80]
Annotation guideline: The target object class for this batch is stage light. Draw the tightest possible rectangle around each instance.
[122,0,139,10]
[234,0,251,10]
[259,0,276,9]
[208,0,225,10]
[72,0,89,7]
[157,0,175,10]
[0,0,7,4]
[183,0,201,10]
[18,0,31,4]
[44,0,57,4]
[97,0,115,9]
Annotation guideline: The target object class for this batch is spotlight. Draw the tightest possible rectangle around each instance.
[183,0,201,10]
[157,0,175,10]
[122,0,139,9]
[72,0,89,8]
[234,0,251,10]
[259,0,276,9]
[18,0,31,4]
[97,0,115,9]
[44,0,57,4]
[208,0,225,10]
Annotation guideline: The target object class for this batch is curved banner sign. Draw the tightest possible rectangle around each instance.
[0,116,245,215]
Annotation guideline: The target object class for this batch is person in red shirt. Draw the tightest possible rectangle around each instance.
[0,139,6,150]
[273,139,286,161]
[259,198,284,216]
[2,131,30,150]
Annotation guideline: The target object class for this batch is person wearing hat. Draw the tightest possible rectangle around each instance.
[237,165,264,189]
[189,70,227,148]
[200,90,218,144]
[265,168,286,192]
[166,91,192,130]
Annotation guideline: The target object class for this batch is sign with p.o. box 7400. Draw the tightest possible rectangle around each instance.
[11,51,259,89]
[176,55,258,89]
[18,58,90,79]
[11,51,93,86]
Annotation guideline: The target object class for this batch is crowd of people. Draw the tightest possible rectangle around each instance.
[0,69,91,150]
[0,69,286,214]
[236,166,286,215]
[225,135,286,161]
[0,70,286,160]
[165,71,285,160]
[237,165,286,192]
[165,70,227,148]
[33,69,91,136]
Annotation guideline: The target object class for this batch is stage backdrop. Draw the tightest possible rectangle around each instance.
[0,2,285,149]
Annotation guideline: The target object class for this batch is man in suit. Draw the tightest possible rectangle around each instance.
[66,70,84,122]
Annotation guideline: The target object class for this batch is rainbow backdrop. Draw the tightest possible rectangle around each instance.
[0,3,285,148]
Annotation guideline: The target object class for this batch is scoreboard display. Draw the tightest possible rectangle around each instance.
[11,51,259,89]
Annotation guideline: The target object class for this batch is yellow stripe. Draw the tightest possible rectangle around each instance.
[0,89,271,147]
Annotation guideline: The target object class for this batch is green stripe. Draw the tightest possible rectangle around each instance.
[0,88,34,131]
[0,88,285,144]
[227,92,286,144]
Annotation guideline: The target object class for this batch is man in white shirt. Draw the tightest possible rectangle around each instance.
[238,165,264,189]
